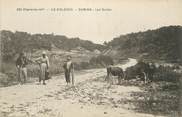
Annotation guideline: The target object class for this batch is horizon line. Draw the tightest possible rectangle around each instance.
[1,24,181,44]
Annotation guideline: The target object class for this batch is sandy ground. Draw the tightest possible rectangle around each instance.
[0,58,166,117]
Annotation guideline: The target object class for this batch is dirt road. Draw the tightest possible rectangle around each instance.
[0,58,165,117]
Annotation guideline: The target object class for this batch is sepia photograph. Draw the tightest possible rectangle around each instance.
[0,0,182,117]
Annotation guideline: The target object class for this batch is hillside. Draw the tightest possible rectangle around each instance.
[0,30,114,80]
[1,26,181,63]
[104,26,182,62]
[0,30,106,61]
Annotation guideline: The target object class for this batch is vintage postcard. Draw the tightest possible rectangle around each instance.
[0,0,182,117]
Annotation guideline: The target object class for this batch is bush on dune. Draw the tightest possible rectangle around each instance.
[89,55,114,67]
[153,66,181,83]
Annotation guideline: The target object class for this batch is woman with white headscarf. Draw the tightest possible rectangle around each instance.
[35,51,49,85]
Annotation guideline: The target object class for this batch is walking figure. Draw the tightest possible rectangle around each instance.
[63,56,75,86]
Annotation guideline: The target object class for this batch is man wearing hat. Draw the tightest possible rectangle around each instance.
[35,51,50,85]
[63,55,75,86]
[16,52,28,84]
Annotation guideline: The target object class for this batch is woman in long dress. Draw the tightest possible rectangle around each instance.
[35,51,49,85]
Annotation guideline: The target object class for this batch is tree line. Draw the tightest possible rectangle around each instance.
[0,30,106,61]
[106,25,182,62]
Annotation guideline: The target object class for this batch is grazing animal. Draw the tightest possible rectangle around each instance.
[106,66,124,84]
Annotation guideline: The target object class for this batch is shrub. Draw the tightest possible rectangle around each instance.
[154,67,181,82]
[89,55,114,67]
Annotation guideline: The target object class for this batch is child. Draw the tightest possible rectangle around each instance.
[63,56,75,86]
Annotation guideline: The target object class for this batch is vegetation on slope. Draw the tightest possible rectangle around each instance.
[0,30,106,61]
[106,26,182,62]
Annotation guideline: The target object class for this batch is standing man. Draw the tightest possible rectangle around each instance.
[63,56,75,86]
[16,52,28,84]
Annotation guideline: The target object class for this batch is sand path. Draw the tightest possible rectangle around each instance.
[0,58,165,117]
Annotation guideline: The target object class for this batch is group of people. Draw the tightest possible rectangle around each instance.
[16,51,75,85]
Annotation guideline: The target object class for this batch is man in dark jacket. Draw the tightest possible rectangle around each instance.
[63,56,75,86]
[16,52,28,84]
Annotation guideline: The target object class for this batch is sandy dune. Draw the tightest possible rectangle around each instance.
[0,59,165,117]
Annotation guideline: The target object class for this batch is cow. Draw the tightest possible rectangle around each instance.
[105,66,124,85]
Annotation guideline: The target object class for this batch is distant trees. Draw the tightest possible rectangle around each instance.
[0,30,106,61]
[89,55,114,66]
[1,25,182,62]
[74,55,114,70]
[107,26,182,62]
[103,41,108,46]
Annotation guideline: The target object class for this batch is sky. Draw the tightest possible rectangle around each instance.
[1,0,182,44]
